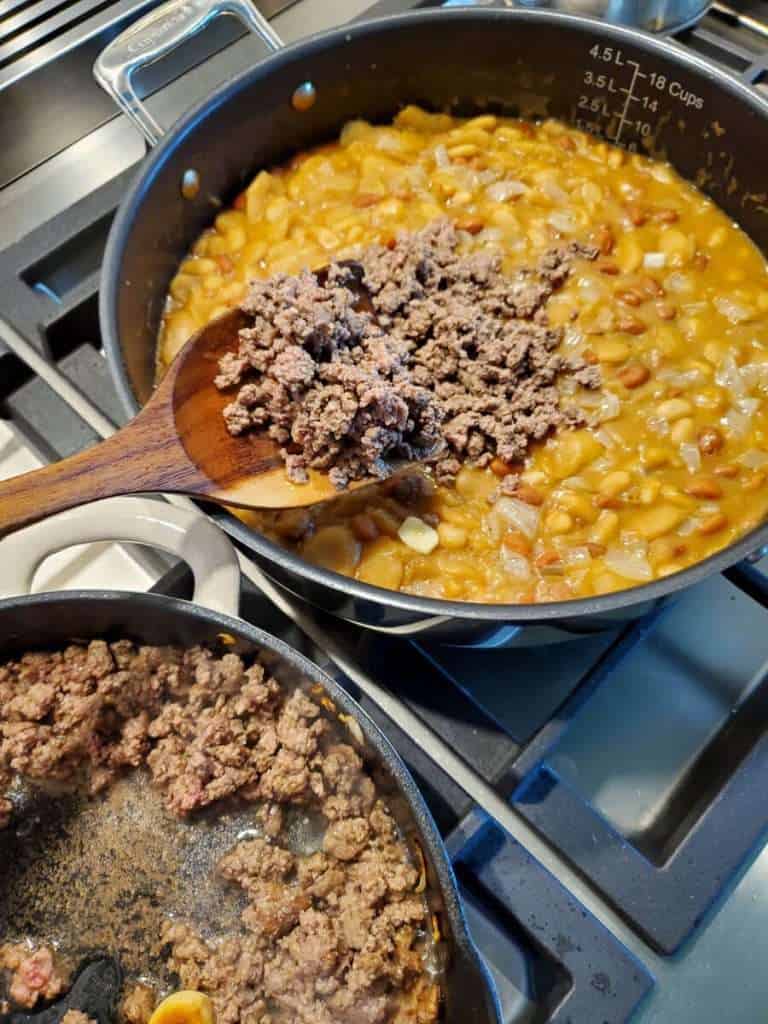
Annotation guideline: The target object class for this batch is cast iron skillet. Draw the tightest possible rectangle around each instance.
[96,3,768,644]
[0,499,500,1024]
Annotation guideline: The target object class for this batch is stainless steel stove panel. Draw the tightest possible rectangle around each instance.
[550,568,768,839]
[0,0,322,246]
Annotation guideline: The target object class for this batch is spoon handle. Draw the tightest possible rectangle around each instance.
[0,411,199,535]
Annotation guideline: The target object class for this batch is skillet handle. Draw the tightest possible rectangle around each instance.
[93,0,283,146]
[0,496,241,617]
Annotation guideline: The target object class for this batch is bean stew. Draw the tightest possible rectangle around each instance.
[158,109,768,604]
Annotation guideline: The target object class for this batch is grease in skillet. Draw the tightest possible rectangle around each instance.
[158,108,768,603]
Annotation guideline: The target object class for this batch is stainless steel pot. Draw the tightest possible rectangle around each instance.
[0,497,501,1024]
[95,2,768,645]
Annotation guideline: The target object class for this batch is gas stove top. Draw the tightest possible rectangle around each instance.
[1,0,768,1020]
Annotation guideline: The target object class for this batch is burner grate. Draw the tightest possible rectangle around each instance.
[0,0,295,193]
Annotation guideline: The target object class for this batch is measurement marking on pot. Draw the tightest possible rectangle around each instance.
[580,44,705,151]
[613,60,646,145]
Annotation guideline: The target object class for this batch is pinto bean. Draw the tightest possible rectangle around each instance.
[616,362,650,388]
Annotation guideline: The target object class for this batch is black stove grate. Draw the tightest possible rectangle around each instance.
[1,0,768,1019]
[0,0,295,192]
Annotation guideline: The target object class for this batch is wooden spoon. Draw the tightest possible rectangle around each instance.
[0,306,392,535]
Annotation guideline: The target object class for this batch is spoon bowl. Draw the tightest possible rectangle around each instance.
[0,300,388,535]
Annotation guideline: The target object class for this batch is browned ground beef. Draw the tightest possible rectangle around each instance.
[61,1011,98,1024]
[0,642,310,816]
[120,984,155,1024]
[0,641,436,1024]
[165,798,429,1024]
[218,219,599,488]
[0,943,66,1009]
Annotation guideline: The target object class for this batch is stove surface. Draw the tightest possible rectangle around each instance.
[1,0,768,1021]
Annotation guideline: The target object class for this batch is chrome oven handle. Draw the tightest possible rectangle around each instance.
[93,0,283,147]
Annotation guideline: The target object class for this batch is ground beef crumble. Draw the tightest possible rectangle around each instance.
[61,1011,98,1024]
[120,983,155,1024]
[0,641,436,1024]
[164,796,431,1024]
[217,219,600,488]
[0,943,67,1009]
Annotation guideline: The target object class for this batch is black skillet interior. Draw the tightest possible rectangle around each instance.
[0,592,501,1024]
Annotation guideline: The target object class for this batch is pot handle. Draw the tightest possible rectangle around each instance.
[93,0,283,147]
[0,496,241,617]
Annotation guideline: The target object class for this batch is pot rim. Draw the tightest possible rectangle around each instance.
[0,588,502,1021]
[100,6,768,625]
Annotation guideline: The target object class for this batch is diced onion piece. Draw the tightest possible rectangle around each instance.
[581,181,603,204]
[406,165,427,187]
[398,516,439,554]
[736,396,760,416]
[657,367,705,387]
[604,546,653,582]
[501,550,532,579]
[599,392,621,422]
[340,713,364,746]
[646,415,670,436]
[578,390,603,408]
[740,362,768,390]
[715,354,746,397]
[592,306,615,334]
[434,144,450,168]
[665,272,693,294]
[677,517,699,536]
[714,296,754,324]
[619,531,648,556]
[643,252,666,269]
[548,211,575,234]
[722,407,751,438]
[539,177,568,202]
[738,449,768,468]
[376,133,402,152]
[593,428,616,448]
[562,475,590,490]
[486,179,527,201]
[494,497,541,539]
[679,442,701,473]
[577,277,604,303]
[565,546,592,565]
